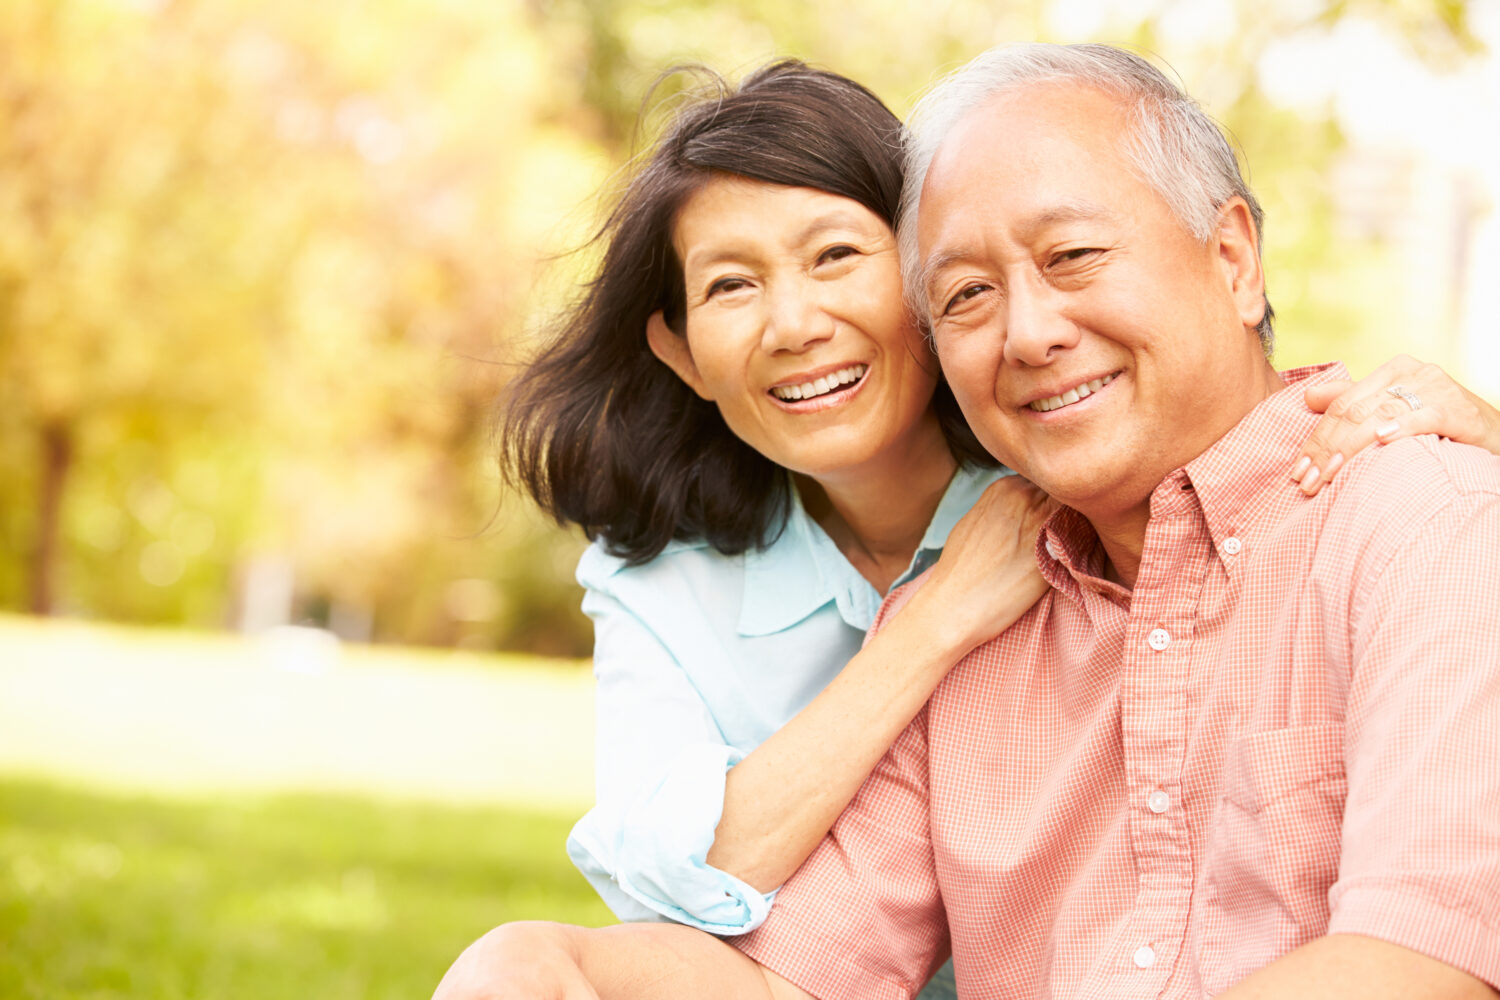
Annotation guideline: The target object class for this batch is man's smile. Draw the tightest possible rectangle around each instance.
[1025,371,1120,413]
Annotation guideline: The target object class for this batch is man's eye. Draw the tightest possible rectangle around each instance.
[1054,248,1100,265]
[943,283,990,313]
[817,245,858,265]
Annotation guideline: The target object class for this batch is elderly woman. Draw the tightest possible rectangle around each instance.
[445,59,1500,999]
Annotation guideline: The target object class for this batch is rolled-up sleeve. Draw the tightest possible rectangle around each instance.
[566,582,777,934]
[1329,477,1500,984]
[733,706,948,1000]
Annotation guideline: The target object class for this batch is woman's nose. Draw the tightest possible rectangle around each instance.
[761,281,835,354]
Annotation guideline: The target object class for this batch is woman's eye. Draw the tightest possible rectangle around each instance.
[817,245,858,265]
[706,277,749,298]
[943,283,989,314]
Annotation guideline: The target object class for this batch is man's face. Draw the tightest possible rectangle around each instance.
[918,82,1272,523]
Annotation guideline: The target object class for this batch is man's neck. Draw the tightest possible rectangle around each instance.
[1093,507,1152,589]
[1087,360,1285,590]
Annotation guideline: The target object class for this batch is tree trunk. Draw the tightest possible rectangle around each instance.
[29,422,72,615]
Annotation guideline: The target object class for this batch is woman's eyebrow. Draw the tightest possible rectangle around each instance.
[792,210,877,245]
[682,211,879,274]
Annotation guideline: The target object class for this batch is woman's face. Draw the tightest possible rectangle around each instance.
[648,176,943,484]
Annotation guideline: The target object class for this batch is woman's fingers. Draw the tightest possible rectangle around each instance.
[1292,355,1499,495]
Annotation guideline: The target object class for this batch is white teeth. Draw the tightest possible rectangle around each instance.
[1028,372,1117,413]
[771,364,868,402]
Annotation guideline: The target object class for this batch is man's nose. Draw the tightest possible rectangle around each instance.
[1002,277,1080,366]
[761,280,835,354]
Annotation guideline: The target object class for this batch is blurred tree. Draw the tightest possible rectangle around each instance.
[0,0,1485,657]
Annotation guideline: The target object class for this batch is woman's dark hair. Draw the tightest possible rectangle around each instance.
[502,59,996,565]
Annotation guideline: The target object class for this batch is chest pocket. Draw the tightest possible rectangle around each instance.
[1196,723,1347,994]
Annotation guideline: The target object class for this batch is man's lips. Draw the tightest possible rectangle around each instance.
[1026,372,1119,413]
[769,363,868,402]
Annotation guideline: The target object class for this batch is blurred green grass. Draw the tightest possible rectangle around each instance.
[0,778,614,1000]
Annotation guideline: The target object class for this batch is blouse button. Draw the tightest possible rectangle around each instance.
[1223,536,1243,556]
[1147,789,1171,814]
[1147,628,1171,651]
[1133,945,1157,969]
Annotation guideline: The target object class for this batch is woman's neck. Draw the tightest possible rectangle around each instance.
[798,417,959,596]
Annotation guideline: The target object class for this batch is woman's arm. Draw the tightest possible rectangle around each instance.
[568,579,774,932]
[1291,355,1500,495]
[433,920,812,1000]
[706,476,1050,892]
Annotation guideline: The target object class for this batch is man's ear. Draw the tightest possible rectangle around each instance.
[646,310,713,400]
[1215,197,1267,332]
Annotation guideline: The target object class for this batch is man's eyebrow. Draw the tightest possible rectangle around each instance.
[919,200,1122,298]
[919,246,979,301]
[1026,201,1121,230]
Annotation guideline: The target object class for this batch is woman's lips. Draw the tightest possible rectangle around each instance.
[769,363,868,402]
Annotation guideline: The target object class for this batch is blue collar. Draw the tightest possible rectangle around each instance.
[737,464,1009,637]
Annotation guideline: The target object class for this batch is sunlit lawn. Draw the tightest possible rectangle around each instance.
[0,778,614,1000]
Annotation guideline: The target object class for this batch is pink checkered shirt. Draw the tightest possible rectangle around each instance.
[735,363,1500,999]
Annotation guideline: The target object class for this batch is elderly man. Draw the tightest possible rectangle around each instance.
[436,43,1499,1000]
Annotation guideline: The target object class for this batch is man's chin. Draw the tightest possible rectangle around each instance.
[1023,465,1149,520]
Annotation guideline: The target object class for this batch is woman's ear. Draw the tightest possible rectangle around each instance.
[646,310,713,400]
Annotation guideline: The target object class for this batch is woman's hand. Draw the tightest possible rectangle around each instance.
[915,474,1053,653]
[1291,355,1500,495]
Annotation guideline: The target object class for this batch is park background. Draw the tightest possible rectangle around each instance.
[2,0,1498,996]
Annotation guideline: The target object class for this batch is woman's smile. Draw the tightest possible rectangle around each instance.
[768,363,870,408]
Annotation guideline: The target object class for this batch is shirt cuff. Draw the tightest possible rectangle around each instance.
[1328,880,1500,988]
[566,743,778,935]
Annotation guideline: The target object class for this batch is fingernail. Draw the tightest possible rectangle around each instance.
[1290,456,1311,481]
[1375,421,1399,441]
[1323,452,1344,477]
[1299,464,1320,494]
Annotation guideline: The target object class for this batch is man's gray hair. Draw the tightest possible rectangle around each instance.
[899,42,1274,353]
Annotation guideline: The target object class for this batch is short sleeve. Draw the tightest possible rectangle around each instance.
[734,708,949,1000]
[566,577,777,934]
[1328,480,1500,985]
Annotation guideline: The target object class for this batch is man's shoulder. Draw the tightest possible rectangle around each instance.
[1295,435,1500,580]
[1325,435,1500,521]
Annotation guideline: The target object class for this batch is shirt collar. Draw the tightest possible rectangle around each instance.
[738,464,1007,637]
[1181,362,1344,561]
[1037,362,1345,592]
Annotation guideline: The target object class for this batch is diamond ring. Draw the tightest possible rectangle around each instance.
[1386,384,1423,411]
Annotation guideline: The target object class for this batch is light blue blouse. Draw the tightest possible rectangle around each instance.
[566,463,1008,934]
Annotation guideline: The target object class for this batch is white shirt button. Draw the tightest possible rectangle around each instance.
[1147,789,1171,814]
[1147,627,1171,651]
[1045,538,1063,560]
[1133,944,1157,969]
[1223,536,1243,556]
